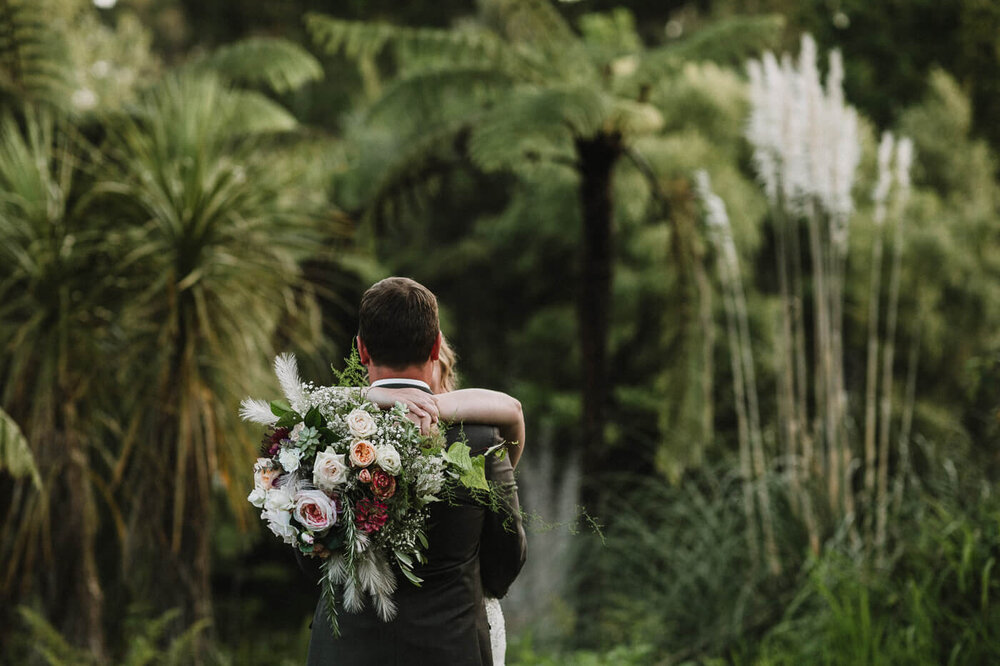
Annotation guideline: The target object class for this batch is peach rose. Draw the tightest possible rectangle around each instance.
[253,458,281,490]
[349,439,377,467]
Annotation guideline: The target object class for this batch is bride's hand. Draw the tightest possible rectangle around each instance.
[365,387,439,434]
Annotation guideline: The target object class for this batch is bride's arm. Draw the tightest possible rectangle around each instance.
[434,389,524,468]
[364,387,439,433]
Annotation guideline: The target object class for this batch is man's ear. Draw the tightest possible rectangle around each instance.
[429,331,442,362]
[357,336,371,365]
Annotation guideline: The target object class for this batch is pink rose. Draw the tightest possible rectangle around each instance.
[358,468,372,484]
[293,489,337,533]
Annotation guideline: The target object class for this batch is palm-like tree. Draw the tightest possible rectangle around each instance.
[99,71,330,627]
[0,2,335,649]
[307,1,783,487]
[0,108,112,657]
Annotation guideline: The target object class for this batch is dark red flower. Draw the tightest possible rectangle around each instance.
[371,468,397,500]
[261,427,290,457]
[354,498,388,533]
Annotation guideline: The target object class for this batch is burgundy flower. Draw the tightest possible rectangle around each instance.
[261,427,290,457]
[371,468,397,500]
[354,498,388,533]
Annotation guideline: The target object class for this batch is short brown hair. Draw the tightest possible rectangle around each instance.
[358,277,439,369]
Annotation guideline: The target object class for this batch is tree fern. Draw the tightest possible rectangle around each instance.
[364,67,515,135]
[467,86,605,172]
[309,2,784,509]
[0,407,37,487]
[0,0,73,107]
[306,13,540,81]
[193,37,323,95]
[630,15,785,91]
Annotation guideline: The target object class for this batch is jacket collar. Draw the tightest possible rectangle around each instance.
[370,378,433,394]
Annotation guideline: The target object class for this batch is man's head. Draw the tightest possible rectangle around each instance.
[357,277,441,378]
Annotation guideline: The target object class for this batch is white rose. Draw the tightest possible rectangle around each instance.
[345,408,377,438]
[278,446,302,473]
[263,508,298,545]
[376,445,402,475]
[293,489,338,533]
[264,485,295,512]
[313,448,349,490]
[248,487,267,508]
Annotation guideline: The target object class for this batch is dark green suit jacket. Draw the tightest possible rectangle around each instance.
[304,401,526,665]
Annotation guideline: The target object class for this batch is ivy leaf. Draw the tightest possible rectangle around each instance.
[442,441,489,491]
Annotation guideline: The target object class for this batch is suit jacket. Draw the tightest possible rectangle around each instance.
[304,387,526,666]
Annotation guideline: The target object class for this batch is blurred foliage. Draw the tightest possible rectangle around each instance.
[0,0,999,664]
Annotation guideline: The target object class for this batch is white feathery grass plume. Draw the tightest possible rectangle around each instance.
[239,398,278,425]
[326,554,348,585]
[780,53,809,212]
[825,48,845,108]
[873,132,896,226]
[357,552,398,621]
[895,136,914,195]
[746,58,779,203]
[799,34,831,209]
[695,171,730,234]
[342,576,364,613]
[831,107,861,225]
[274,353,307,412]
[695,171,741,273]
[825,48,861,238]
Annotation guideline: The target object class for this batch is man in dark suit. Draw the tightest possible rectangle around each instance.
[305,277,526,665]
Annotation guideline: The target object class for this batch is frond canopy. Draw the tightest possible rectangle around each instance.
[627,14,786,93]
[194,37,324,94]
[0,0,74,108]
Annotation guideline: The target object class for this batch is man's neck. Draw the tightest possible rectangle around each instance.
[367,363,434,386]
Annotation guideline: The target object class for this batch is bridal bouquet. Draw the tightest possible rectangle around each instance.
[240,354,488,636]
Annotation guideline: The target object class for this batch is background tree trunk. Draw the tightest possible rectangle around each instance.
[576,132,622,498]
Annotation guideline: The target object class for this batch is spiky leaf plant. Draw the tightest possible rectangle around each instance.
[0,107,111,657]
[95,72,327,628]
[0,406,38,487]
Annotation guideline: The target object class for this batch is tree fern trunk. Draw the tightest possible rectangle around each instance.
[575,132,621,495]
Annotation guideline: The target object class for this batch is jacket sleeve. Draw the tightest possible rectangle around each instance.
[479,440,527,599]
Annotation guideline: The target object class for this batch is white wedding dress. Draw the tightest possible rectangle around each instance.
[484,597,506,665]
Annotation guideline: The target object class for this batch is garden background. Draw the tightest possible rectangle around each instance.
[2,0,1000,663]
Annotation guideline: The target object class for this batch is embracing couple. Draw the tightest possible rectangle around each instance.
[304,277,528,665]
